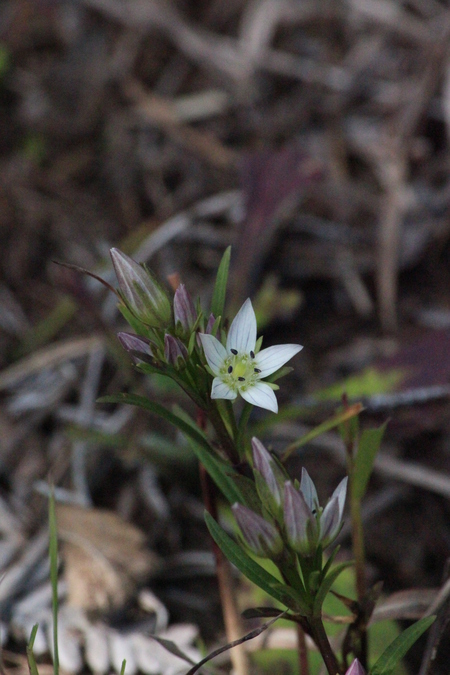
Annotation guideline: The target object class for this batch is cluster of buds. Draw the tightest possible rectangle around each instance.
[111,249,197,372]
[233,438,347,560]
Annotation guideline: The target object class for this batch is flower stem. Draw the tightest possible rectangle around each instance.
[309,616,341,675]
[208,400,240,465]
[297,624,310,675]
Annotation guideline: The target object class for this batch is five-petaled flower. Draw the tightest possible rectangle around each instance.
[199,299,302,413]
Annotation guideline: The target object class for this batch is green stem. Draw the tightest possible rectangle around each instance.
[309,616,341,675]
[237,402,253,459]
[208,400,240,465]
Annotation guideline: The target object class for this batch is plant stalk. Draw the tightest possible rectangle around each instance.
[309,616,341,675]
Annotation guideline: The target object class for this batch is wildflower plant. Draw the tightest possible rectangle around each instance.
[93,246,435,675]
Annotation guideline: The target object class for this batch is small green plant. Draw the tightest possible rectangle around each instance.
[59,246,435,675]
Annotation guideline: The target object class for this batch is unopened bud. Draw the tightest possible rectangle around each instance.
[345,659,366,675]
[232,503,283,559]
[117,332,155,364]
[252,437,286,512]
[284,481,318,556]
[164,334,188,368]
[110,248,172,328]
[320,477,347,548]
[174,284,196,333]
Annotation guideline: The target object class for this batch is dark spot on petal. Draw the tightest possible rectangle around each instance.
[238,377,245,382]
[230,349,238,355]
[254,368,261,373]
[228,366,233,373]
[250,350,255,359]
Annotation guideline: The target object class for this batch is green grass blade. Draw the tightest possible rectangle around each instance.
[27,624,40,675]
[48,489,59,675]
[119,660,127,675]
[371,616,436,675]
[211,246,231,319]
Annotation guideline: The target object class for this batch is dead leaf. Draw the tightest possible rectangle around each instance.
[56,504,159,613]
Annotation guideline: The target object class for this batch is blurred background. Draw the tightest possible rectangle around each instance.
[1,1,450,674]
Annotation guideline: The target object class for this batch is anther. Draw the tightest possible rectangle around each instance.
[228,366,233,373]
[250,350,255,359]
[238,376,245,382]
[230,349,238,355]
[254,368,261,373]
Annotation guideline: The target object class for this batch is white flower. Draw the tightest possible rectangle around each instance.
[199,299,303,413]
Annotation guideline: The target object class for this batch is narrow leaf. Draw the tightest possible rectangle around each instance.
[353,423,387,500]
[205,512,304,612]
[119,661,126,675]
[27,625,40,675]
[211,246,231,319]
[313,561,353,616]
[282,403,364,461]
[98,393,211,455]
[151,637,196,666]
[185,612,285,675]
[371,616,436,675]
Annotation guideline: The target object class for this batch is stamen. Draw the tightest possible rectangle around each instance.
[230,348,238,355]
[254,368,261,373]
[228,366,233,373]
[250,350,255,359]
[238,376,245,382]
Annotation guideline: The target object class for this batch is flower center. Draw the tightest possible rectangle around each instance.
[220,351,261,392]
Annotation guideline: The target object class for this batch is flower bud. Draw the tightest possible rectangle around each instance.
[117,332,156,364]
[319,477,347,548]
[164,334,188,369]
[284,481,317,556]
[345,659,366,675]
[252,437,286,511]
[174,284,196,333]
[110,248,172,328]
[232,503,283,559]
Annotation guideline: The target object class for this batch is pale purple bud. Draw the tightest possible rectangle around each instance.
[300,468,319,511]
[284,481,317,556]
[117,332,155,364]
[110,248,172,327]
[205,313,220,338]
[252,437,285,508]
[232,504,283,558]
[320,477,347,548]
[164,334,188,368]
[345,659,366,675]
[174,284,196,332]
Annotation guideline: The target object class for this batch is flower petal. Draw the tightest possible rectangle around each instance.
[240,381,278,413]
[320,495,341,546]
[226,299,257,355]
[300,468,319,511]
[330,476,348,521]
[211,378,237,400]
[199,333,227,375]
[254,344,303,378]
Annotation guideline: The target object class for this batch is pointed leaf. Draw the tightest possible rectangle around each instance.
[204,512,306,612]
[353,423,387,500]
[27,625,40,675]
[371,616,436,675]
[282,403,364,461]
[313,561,353,616]
[211,246,231,319]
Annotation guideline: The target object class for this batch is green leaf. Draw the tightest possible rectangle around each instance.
[313,561,353,617]
[211,246,231,319]
[353,423,387,500]
[27,625,40,675]
[100,393,245,504]
[48,489,60,675]
[371,616,435,675]
[119,660,127,675]
[205,512,307,612]
[282,403,364,461]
